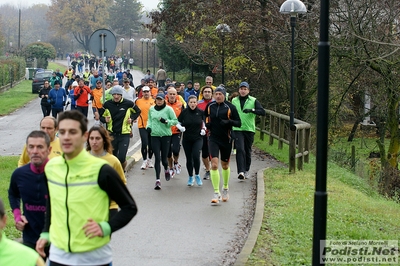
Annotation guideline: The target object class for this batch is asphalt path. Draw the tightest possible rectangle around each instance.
[0,61,281,265]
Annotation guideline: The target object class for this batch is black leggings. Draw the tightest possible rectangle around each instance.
[111,133,130,164]
[167,133,181,158]
[182,138,203,176]
[151,136,171,179]
[139,128,153,160]
[41,105,51,117]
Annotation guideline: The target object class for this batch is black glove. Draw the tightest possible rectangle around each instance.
[243,109,252,113]
[62,101,66,106]
[220,119,230,126]
[159,117,167,124]
[146,127,152,134]
[79,88,84,94]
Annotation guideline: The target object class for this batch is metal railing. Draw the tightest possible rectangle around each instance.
[257,109,311,172]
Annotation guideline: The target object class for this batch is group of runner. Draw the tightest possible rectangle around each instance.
[2,65,265,264]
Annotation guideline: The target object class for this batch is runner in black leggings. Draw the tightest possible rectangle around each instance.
[178,95,205,186]
[147,93,178,190]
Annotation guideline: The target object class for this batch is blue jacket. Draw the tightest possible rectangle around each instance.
[48,87,67,109]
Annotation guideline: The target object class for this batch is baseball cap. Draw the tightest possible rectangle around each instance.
[155,93,165,99]
[187,80,193,85]
[239,81,249,88]
[142,86,150,92]
[72,81,78,87]
[96,80,102,84]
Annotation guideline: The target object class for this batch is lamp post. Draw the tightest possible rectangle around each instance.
[130,38,135,58]
[151,38,157,75]
[143,38,150,71]
[312,0,329,264]
[120,38,125,57]
[216,23,231,85]
[280,0,307,129]
[140,38,145,71]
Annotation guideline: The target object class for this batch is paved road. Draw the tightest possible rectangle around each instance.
[0,61,281,265]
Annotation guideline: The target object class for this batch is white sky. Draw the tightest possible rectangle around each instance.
[0,0,160,11]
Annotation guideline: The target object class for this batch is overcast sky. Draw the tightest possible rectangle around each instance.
[0,0,160,11]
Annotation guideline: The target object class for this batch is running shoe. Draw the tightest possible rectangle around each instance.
[147,159,154,168]
[203,171,210,180]
[154,180,161,190]
[169,168,175,179]
[211,193,221,204]
[174,163,182,175]
[187,176,194,186]
[244,171,250,179]
[238,172,246,181]
[195,175,203,186]
[222,188,229,202]
[141,160,147,170]
[165,169,171,181]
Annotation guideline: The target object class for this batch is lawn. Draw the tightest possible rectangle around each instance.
[247,132,400,265]
[0,156,22,239]
[0,62,66,116]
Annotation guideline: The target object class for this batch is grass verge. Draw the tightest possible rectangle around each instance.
[0,62,66,116]
[0,156,22,239]
[248,132,400,265]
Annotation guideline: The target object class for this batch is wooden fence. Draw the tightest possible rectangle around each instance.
[257,109,311,172]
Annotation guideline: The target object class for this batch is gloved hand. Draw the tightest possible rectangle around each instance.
[62,101,66,106]
[220,119,230,126]
[159,117,168,124]
[176,123,186,132]
[200,129,206,136]
[146,127,152,134]
[79,88,84,94]
[243,109,253,113]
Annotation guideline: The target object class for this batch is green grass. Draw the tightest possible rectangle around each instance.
[0,80,38,115]
[0,62,66,116]
[248,132,400,265]
[0,156,22,239]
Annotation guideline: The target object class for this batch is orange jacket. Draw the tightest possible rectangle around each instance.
[91,88,103,109]
[135,97,155,128]
[166,96,184,134]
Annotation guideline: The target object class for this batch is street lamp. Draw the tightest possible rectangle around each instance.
[140,38,145,71]
[279,0,307,129]
[120,38,125,57]
[151,38,157,75]
[216,23,231,85]
[143,38,150,71]
[130,38,135,58]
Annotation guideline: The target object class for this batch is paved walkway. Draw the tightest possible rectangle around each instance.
[110,146,280,265]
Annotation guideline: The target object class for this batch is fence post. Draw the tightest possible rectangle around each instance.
[269,114,274,146]
[304,128,310,163]
[297,129,304,171]
[260,116,265,141]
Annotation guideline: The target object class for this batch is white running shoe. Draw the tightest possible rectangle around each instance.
[141,160,147,170]
[174,163,181,175]
[211,193,221,204]
[147,159,154,168]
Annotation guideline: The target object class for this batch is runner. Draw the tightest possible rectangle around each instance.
[9,130,51,258]
[0,198,45,266]
[204,86,241,204]
[18,116,62,167]
[197,86,214,180]
[35,110,137,265]
[232,81,266,180]
[135,86,155,170]
[178,95,205,186]
[86,126,127,219]
[147,93,178,190]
